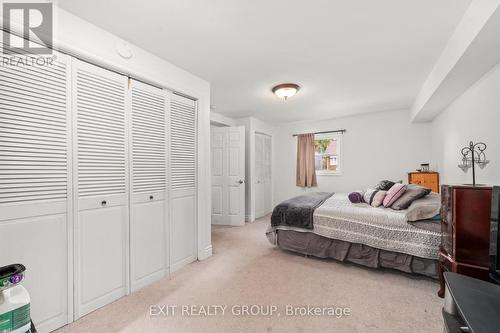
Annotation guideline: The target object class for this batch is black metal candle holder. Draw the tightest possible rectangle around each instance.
[457,141,489,186]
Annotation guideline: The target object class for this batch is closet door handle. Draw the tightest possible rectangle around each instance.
[149,195,154,200]
[101,200,107,206]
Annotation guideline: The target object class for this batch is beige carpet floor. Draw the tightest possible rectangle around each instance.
[57,216,443,333]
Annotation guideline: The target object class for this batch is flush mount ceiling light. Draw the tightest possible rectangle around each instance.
[272,83,300,100]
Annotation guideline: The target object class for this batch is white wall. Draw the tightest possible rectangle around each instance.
[431,61,500,186]
[274,110,431,204]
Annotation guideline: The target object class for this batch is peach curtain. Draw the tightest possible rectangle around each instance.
[296,133,317,187]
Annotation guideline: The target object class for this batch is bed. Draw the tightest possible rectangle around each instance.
[266,192,441,278]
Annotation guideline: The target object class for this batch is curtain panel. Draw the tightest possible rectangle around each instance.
[296,133,317,187]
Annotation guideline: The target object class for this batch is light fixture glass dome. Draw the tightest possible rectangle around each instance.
[272,83,300,100]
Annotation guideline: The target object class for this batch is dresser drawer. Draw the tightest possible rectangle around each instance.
[409,173,424,185]
[408,172,439,192]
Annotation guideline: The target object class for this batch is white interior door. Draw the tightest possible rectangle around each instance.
[129,80,168,292]
[0,48,72,332]
[255,133,272,219]
[263,135,273,213]
[73,59,129,318]
[211,126,245,226]
[169,93,197,272]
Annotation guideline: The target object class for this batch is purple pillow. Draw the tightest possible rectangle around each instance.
[348,192,363,203]
[383,183,407,207]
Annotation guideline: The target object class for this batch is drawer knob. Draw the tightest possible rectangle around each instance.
[101,200,107,206]
[149,195,154,200]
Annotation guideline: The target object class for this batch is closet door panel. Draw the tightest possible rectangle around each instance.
[0,214,68,331]
[73,59,129,318]
[0,48,71,332]
[171,192,195,269]
[78,206,127,313]
[129,80,167,292]
[131,199,166,288]
[170,93,197,272]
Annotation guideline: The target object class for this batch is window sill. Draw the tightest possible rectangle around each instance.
[316,171,343,176]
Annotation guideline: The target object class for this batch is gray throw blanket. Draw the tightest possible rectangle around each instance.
[271,192,334,229]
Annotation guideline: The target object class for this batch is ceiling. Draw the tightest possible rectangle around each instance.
[59,0,472,123]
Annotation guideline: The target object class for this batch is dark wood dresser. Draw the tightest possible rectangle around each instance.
[438,184,493,297]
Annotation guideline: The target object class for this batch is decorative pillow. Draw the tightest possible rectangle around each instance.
[374,180,403,191]
[370,191,387,207]
[406,193,441,221]
[363,188,378,205]
[391,185,432,210]
[383,183,407,207]
[348,191,363,203]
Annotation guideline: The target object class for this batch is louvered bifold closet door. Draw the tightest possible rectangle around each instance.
[72,59,129,318]
[129,80,168,292]
[0,45,71,332]
[169,93,197,272]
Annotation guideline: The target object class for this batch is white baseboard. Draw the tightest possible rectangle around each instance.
[170,255,196,273]
[245,214,255,223]
[212,220,245,226]
[198,245,213,261]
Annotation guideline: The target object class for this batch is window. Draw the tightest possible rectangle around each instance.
[314,133,342,175]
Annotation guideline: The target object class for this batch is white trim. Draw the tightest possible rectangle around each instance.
[198,245,213,261]
[170,255,196,273]
[316,171,344,176]
[64,51,74,326]
[210,111,236,127]
[212,220,245,227]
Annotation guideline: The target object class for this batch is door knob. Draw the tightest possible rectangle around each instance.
[237,180,244,184]
[101,200,107,206]
[149,195,154,200]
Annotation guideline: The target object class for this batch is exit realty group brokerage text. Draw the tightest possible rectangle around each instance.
[150,304,352,318]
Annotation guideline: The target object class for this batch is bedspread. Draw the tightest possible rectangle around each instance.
[268,193,440,259]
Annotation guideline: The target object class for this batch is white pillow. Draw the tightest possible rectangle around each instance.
[405,192,441,222]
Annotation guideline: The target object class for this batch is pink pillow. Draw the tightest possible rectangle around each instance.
[371,191,387,207]
[383,184,407,207]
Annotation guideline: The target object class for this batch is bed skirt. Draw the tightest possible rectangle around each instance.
[275,229,437,279]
